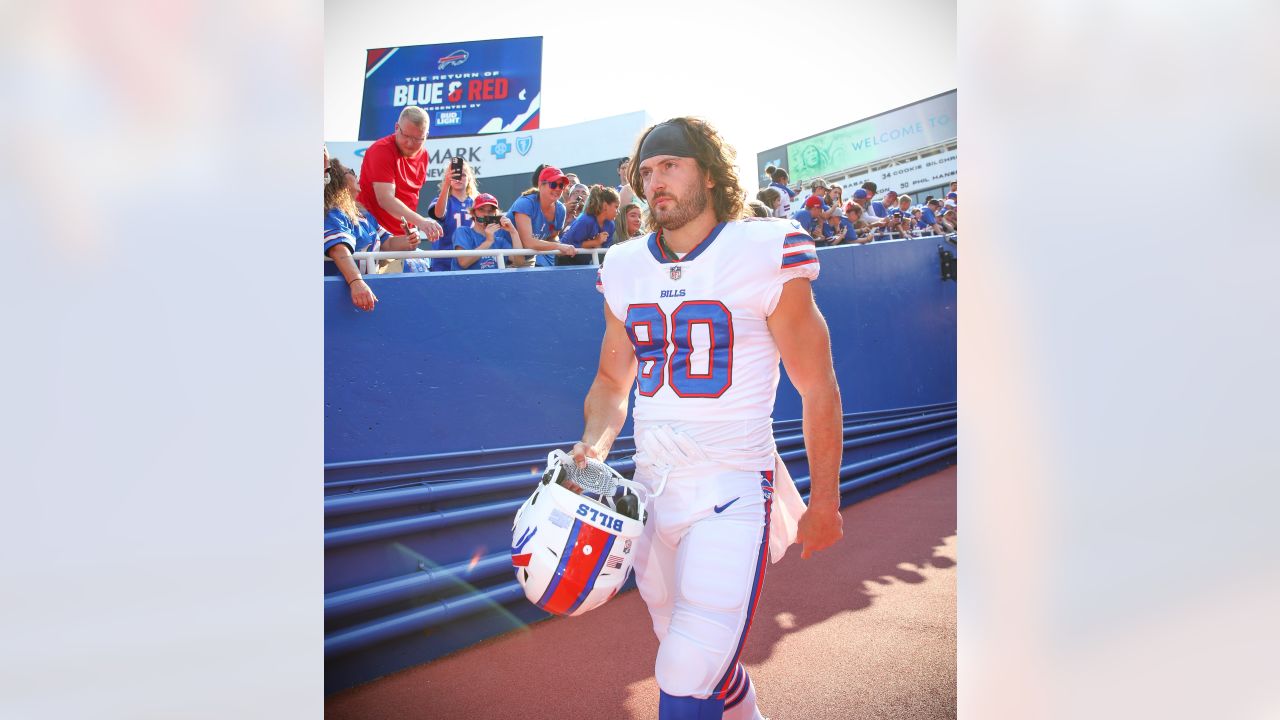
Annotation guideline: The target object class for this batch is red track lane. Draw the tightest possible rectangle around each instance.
[327,466,957,719]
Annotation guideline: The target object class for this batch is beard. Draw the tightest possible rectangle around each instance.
[650,184,710,231]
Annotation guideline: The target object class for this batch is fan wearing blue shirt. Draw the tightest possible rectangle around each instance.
[558,185,619,267]
[450,193,519,271]
[875,189,899,219]
[508,165,577,268]
[919,199,945,234]
[822,209,856,246]
[791,194,826,239]
[426,157,478,272]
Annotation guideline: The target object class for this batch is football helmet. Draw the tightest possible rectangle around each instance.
[511,450,648,616]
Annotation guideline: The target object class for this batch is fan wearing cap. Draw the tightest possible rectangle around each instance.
[860,182,885,220]
[848,187,887,229]
[791,194,826,239]
[941,204,958,231]
[803,178,830,216]
[578,116,844,720]
[821,205,853,246]
[450,193,519,271]
[507,166,578,268]
[842,201,873,244]
[920,198,945,235]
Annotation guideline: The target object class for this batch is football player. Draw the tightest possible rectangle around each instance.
[575,117,844,720]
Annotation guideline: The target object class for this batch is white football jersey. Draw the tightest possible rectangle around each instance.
[597,218,819,429]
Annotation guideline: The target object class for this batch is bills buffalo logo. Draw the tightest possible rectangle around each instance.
[669,265,682,281]
[438,49,469,70]
[511,526,537,567]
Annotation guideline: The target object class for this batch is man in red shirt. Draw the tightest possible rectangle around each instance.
[356,106,443,247]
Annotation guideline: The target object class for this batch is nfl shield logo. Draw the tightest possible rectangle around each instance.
[669,265,682,281]
[516,136,533,156]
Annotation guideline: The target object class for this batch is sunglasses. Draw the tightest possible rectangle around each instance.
[546,180,567,190]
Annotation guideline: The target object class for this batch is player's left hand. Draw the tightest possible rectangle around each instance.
[422,218,443,241]
[795,505,843,559]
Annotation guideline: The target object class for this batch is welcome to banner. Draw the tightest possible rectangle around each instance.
[782,91,957,182]
[359,37,543,141]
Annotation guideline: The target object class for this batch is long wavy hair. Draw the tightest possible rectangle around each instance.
[324,158,360,223]
[627,117,746,233]
[584,184,619,218]
[756,187,781,210]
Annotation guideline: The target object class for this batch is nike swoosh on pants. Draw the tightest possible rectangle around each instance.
[713,497,740,514]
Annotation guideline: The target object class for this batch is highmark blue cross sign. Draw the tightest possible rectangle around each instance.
[490,138,512,159]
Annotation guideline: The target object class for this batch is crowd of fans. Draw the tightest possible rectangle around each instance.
[324,106,956,309]
[757,164,957,246]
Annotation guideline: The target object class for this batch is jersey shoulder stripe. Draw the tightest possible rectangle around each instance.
[781,249,818,268]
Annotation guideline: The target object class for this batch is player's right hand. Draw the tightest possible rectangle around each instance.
[562,441,599,494]
[570,441,603,469]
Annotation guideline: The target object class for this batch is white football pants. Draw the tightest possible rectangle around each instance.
[633,462,774,719]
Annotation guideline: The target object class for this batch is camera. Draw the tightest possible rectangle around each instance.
[476,213,505,226]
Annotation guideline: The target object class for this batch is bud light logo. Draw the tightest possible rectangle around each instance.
[437,49,469,70]
[436,111,462,126]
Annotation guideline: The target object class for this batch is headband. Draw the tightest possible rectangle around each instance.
[637,122,697,163]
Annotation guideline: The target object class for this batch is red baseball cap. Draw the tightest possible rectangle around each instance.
[538,166,569,185]
[804,195,824,209]
[472,193,499,210]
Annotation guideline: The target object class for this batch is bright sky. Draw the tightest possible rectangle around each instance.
[325,0,956,189]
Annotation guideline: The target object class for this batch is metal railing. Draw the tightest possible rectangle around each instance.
[331,246,611,270]
[325,233,957,272]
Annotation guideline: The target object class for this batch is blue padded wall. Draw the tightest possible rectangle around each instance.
[325,238,956,462]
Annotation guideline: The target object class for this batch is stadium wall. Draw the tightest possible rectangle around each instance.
[323,237,958,693]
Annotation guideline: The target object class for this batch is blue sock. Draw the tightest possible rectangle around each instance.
[659,690,725,720]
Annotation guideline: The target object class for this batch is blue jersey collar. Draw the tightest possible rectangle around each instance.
[645,222,727,264]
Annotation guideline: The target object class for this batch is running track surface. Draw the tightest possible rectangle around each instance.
[327,465,957,719]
